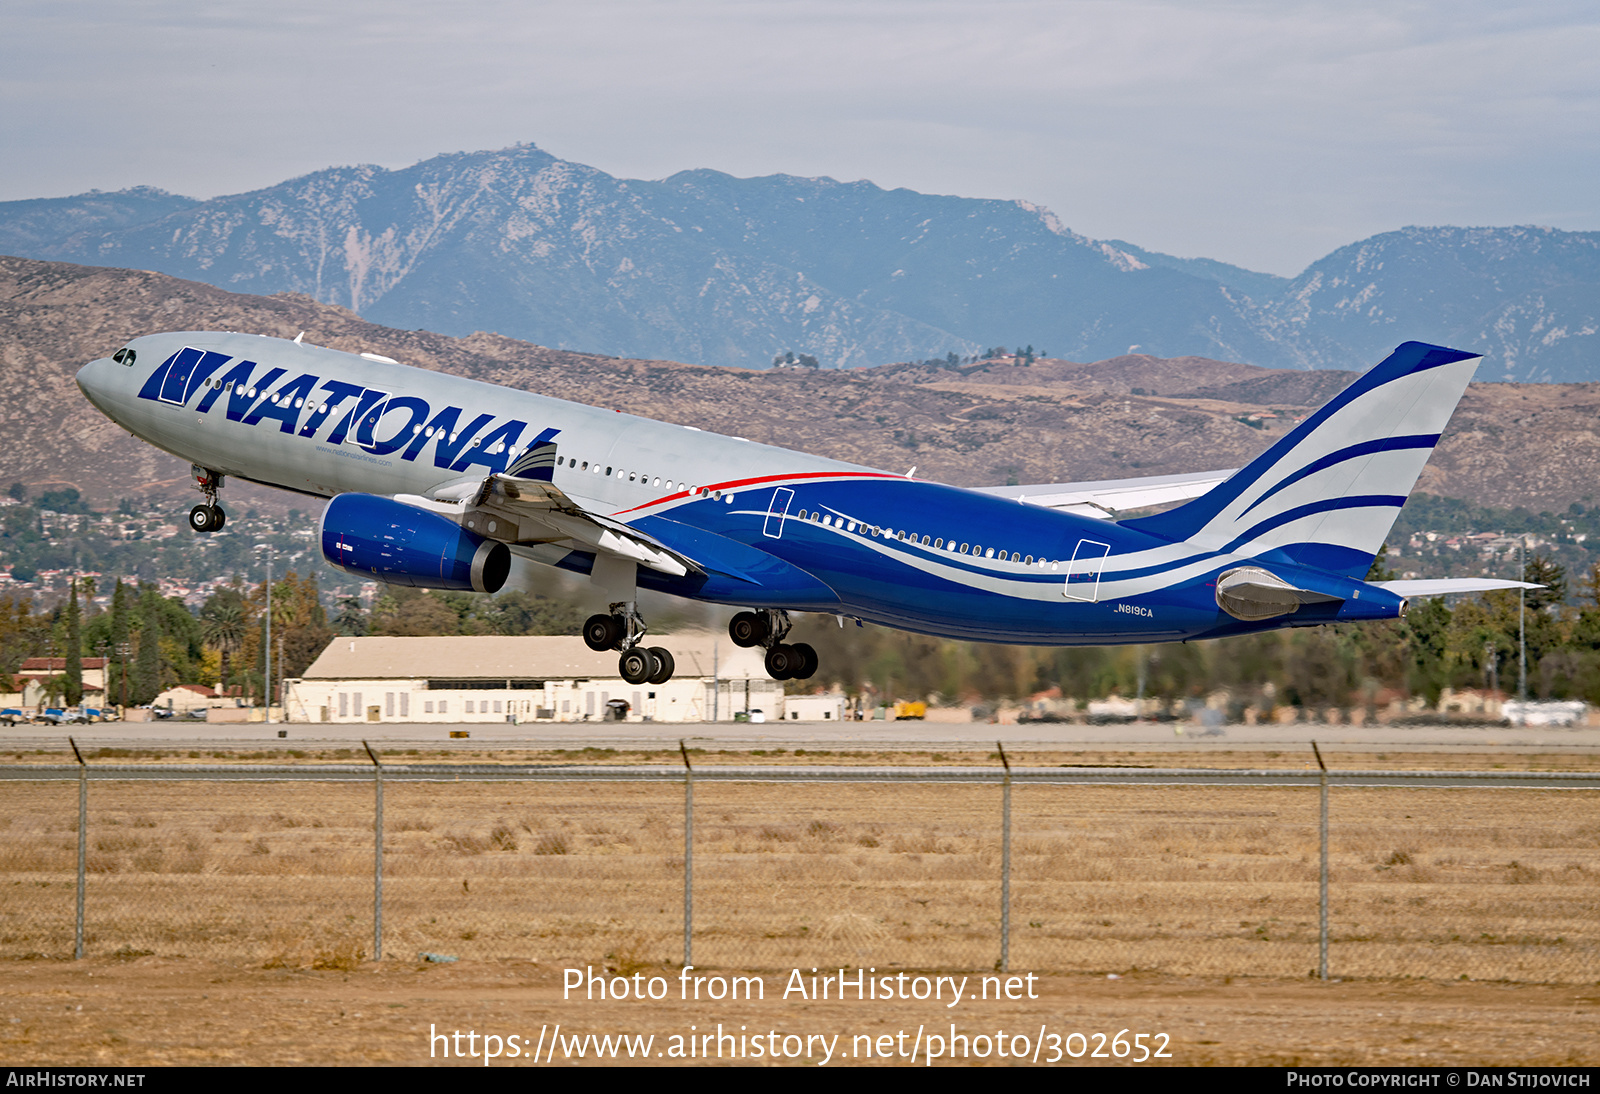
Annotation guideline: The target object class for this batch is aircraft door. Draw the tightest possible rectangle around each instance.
[1063,538,1112,601]
[763,487,794,538]
[158,347,205,405]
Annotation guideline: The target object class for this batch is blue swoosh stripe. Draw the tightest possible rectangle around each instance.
[1123,342,1476,543]
[1239,435,1439,519]
[1221,495,1408,554]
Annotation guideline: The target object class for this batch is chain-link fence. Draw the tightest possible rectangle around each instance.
[2,759,1596,982]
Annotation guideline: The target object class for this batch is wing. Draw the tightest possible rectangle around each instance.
[974,469,1237,519]
[400,448,699,579]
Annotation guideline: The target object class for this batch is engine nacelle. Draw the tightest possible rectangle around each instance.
[319,493,510,593]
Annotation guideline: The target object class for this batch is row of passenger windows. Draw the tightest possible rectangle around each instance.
[553,455,730,501]
[788,509,1062,569]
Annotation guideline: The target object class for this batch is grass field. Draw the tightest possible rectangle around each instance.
[3,747,1596,1066]
[2,767,1594,983]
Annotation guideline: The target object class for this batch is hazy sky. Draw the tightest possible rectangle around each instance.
[4,0,1598,275]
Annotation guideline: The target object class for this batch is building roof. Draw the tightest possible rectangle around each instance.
[299,634,769,681]
[19,657,108,671]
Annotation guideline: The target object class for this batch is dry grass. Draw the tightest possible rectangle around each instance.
[0,776,1595,983]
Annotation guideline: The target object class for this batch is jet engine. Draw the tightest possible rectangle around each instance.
[319,493,510,593]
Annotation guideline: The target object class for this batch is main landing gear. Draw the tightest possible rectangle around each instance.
[188,465,227,534]
[729,609,818,681]
[583,603,676,685]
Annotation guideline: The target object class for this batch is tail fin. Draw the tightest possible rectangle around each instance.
[1120,341,1481,578]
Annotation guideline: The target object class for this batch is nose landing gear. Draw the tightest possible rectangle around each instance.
[188,465,226,534]
[729,609,818,681]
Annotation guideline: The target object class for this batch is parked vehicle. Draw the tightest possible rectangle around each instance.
[0,708,26,726]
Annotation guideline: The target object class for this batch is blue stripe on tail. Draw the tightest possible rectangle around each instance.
[1120,342,1478,553]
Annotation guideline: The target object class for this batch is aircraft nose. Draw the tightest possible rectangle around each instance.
[76,355,117,413]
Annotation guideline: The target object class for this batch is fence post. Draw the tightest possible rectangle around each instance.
[364,740,383,962]
[998,741,1011,974]
[1312,740,1328,981]
[680,740,693,967]
[70,737,86,961]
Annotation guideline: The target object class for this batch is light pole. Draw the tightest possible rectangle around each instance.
[1518,539,1527,703]
[255,544,272,723]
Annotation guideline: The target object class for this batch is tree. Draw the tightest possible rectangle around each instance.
[1365,545,1397,582]
[133,585,163,705]
[64,579,83,707]
[200,588,249,693]
[1577,561,1600,610]
[333,596,368,637]
[108,579,130,708]
[371,587,460,636]
[6,483,25,502]
[1523,554,1567,611]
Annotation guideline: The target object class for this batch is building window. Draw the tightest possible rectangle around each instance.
[339,693,348,718]
[400,693,410,717]
[425,701,434,714]
[465,700,474,713]
[438,700,447,714]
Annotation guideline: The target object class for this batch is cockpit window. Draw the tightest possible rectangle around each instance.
[111,348,137,366]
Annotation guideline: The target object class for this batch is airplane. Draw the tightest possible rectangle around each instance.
[74,333,1535,686]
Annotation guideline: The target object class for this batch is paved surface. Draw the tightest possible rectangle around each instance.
[8,719,1600,753]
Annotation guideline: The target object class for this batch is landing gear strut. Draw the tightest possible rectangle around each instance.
[584,602,676,685]
[188,465,227,534]
[729,609,818,681]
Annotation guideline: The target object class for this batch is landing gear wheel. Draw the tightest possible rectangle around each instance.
[765,643,802,680]
[790,642,818,680]
[584,613,624,651]
[646,647,675,685]
[210,505,226,531]
[188,504,219,534]
[729,611,768,648]
[619,647,657,685]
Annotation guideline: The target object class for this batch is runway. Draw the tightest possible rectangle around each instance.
[8,718,1600,754]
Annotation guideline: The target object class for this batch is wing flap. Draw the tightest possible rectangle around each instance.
[410,473,702,579]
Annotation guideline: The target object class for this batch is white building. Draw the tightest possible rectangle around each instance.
[284,634,782,724]
[780,693,848,722]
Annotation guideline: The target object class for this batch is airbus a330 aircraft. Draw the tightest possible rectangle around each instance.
[75,333,1532,686]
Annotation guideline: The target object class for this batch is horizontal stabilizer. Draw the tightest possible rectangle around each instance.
[977,469,1235,519]
[1373,578,1543,598]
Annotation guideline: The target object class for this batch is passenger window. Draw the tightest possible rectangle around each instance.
[935,538,943,548]
[1025,555,1034,564]
[960,543,969,553]
[985,548,995,558]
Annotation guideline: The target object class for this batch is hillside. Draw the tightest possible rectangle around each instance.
[3,255,1598,517]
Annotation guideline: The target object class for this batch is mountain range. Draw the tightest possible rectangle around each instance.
[1,143,1597,380]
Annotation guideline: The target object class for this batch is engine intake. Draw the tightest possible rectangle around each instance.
[319,493,510,593]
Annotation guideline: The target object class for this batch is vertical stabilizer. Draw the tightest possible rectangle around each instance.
[1121,341,1481,578]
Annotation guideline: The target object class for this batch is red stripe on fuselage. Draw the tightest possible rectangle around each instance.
[610,470,901,516]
